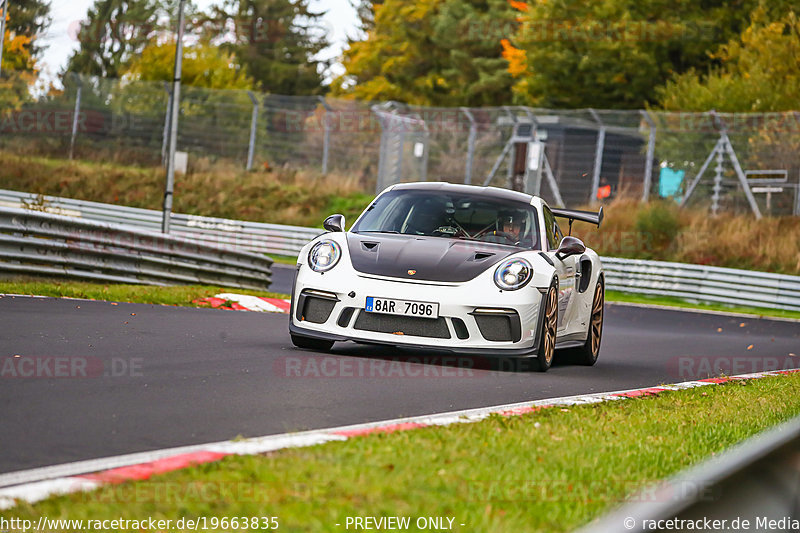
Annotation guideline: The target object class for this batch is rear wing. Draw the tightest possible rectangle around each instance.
[551,207,604,234]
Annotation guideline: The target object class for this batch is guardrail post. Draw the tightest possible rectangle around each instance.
[246,91,259,171]
[589,109,606,205]
[68,73,82,160]
[461,107,477,184]
[318,96,331,174]
[640,110,656,202]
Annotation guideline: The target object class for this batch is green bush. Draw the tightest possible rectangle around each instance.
[634,202,683,259]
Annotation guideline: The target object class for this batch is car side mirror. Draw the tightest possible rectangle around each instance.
[323,214,345,232]
[555,236,586,261]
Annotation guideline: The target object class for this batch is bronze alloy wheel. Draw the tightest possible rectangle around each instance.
[570,278,604,366]
[589,280,604,356]
[536,281,559,372]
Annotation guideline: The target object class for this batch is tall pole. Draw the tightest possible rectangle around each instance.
[68,73,82,160]
[162,0,185,234]
[0,0,9,79]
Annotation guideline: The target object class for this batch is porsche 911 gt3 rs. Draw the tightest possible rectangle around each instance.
[288,182,605,372]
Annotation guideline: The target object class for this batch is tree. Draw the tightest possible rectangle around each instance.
[332,0,516,106]
[7,0,51,60]
[0,30,37,109]
[658,9,800,112]
[201,0,329,95]
[123,39,254,90]
[1,0,48,109]
[506,0,797,109]
[65,0,168,78]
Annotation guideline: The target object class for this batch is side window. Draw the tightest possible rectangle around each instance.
[542,207,558,250]
[554,218,564,244]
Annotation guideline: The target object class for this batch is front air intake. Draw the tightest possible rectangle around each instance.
[471,309,522,342]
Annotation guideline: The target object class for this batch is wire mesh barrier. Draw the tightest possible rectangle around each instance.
[3,188,799,310]
[0,205,275,290]
[1,73,799,217]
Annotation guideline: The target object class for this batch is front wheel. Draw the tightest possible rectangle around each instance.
[535,280,559,372]
[574,278,604,366]
[290,333,334,352]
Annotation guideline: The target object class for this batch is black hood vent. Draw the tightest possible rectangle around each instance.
[346,233,515,282]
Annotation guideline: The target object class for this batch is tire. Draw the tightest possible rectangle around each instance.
[290,333,334,352]
[535,280,559,373]
[574,277,604,366]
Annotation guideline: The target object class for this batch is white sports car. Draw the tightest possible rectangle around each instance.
[289,182,605,372]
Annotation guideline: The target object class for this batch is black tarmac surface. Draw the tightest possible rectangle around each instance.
[0,293,797,474]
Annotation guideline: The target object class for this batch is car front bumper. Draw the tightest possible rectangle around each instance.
[290,263,548,356]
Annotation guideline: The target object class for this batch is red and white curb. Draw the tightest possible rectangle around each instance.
[2,369,799,510]
[1,294,292,313]
[193,293,290,313]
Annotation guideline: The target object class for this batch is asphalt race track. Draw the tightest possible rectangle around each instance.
[0,294,797,475]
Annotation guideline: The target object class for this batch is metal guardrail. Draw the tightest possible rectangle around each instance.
[578,413,800,533]
[0,189,324,257]
[0,207,274,290]
[602,257,800,312]
[2,189,799,311]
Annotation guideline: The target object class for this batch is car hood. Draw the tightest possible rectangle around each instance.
[345,233,517,282]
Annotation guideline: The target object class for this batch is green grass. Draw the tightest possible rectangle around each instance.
[606,290,800,321]
[266,253,300,265]
[5,374,800,532]
[0,277,285,306]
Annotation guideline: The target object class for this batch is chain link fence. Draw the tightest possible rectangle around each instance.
[2,73,799,217]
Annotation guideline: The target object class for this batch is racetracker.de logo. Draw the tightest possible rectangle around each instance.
[667,355,799,380]
[0,110,104,134]
[1,355,143,378]
[274,355,481,379]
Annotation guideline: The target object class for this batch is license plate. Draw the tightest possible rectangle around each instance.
[365,297,439,319]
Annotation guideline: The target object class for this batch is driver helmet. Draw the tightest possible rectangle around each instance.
[499,211,525,235]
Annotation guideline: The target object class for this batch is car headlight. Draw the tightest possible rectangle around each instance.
[308,240,341,272]
[494,258,533,290]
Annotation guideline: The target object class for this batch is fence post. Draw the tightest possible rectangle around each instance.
[589,109,606,205]
[461,107,477,184]
[318,96,331,174]
[246,91,259,170]
[162,0,185,234]
[161,82,172,166]
[640,110,656,202]
[0,0,8,80]
[68,73,82,160]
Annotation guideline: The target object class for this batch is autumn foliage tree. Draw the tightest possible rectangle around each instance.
[333,0,517,106]
[1,0,49,109]
[504,0,797,109]
[657,9,800,112]
[123,40,255,90]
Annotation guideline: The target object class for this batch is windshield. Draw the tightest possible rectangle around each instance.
[352,189,541,250]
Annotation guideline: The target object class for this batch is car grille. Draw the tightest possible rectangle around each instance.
[353,312,451,339]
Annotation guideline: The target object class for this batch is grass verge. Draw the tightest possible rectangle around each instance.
[4,374,800,531]
[0,277,285,307]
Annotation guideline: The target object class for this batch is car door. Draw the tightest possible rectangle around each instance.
[542,205,577,332]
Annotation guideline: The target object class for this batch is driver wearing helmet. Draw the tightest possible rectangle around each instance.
[501,212,524,242]
[488,211,525,245]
